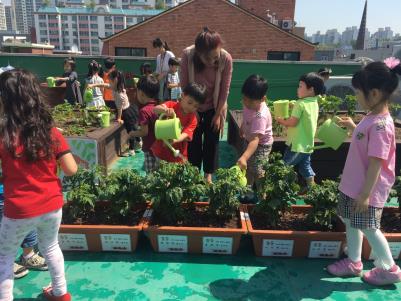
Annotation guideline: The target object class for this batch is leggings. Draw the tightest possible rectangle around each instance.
[0,209,66,301]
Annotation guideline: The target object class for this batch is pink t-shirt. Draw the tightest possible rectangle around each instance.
[242,102,274,145]
[339,112,396,208]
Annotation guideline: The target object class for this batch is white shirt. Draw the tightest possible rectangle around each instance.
[156,50,175,75]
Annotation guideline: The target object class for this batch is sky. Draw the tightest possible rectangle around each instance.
[295,0,401,35]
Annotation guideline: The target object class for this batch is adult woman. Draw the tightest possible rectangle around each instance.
[153,38,175,101]
[180,28,233,182]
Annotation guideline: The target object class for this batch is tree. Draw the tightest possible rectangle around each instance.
[85,0,96,9]
[43,0,51,7]
[155,0,165,9]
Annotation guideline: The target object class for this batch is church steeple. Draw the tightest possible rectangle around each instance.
[356,0,367,50]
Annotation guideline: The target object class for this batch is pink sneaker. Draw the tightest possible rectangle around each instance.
[363,265,401,286]
[326,258,363,277]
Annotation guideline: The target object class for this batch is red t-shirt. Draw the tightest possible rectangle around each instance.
[152,101,198,163]
[0,128,71,219]
[138,100,158,152]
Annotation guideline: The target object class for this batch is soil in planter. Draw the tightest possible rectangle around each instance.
[381,211,401,233]
[249,210,338,232]
[150,206,241,229]
[62,205,146,226]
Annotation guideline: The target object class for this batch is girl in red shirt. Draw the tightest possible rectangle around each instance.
[0,69,77,301]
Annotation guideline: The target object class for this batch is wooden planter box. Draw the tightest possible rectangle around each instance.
[66,122,129,169]
[142,202,248,255]
[228,110,401,182]
[244,205,346,259]
[40,83,67,107]
[362,207,401,260]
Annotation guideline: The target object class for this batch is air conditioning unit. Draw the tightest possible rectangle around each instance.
[281,20,293,30]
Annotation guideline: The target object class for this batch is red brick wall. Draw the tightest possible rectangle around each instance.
[103,0,313,61]
[237,0,296,21]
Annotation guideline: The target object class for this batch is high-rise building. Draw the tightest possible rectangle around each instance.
[5,6,15,31]
[12,0,35,34]
[34,5,163,54]
[341,26,358,45]
[325,29,341,45]
[0,1,7,31]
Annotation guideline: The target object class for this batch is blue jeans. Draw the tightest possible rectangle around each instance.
[0,199,38,249]
[283,147,315,179]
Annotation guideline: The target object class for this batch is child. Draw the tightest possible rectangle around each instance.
[0,69,78,300]
[55,57,82,105]
[327,59,401,286]
[237,75,273,190]
[152,83,206,163]
[89,70,141,156]
[102,57,116,109]
[166,57,181,101]
[85,60,106,108]
[140,62,153,77]
[275,72,324,191]
[129,75,160,172]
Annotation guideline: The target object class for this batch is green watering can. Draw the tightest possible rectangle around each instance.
[313,117,348,150]
[47,77,56,88]
[155,113,182,140]
[231,165,247,187]
[99,111,110,128]
[84,88,94,103]
[273,100,290,118]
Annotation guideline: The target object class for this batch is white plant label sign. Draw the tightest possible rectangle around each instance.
[158,235,188,253]
[308,241,341,258]
[100,234,132,252]
[202,237,233,254]
[262,239,294,257]
[369,242,401,260]
[58,233,88,251]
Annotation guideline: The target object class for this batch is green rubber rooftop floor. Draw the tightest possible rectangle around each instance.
[13,236,401,300]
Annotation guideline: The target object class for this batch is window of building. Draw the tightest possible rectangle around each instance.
[73,32,78,36]
[71,16,77,21]
[50,38,59,43]
[79,31,89,36]
[49,23,58,27]
[90,23,98,29]
[80,23,89,28]
[267,51,301,61]
[80,39,89,44]
[90,16,97,21]
[63,31,69,36]
[137,16,144,22]
[39,15,46,20]
[90,31,98,36]
[72,23,77,29]
[115,47,146,57]
[126,17,133,23]
[105,16,112,22]
[91,39,99,44]
[61,16,68,21]
[114,16,124,22]
[105,31,113,37]
[49,30,58,35]
[114,25,123,30]
[105,24,113,29]
[40,38,47,43]
[40,30,47,35]
[79,15,88,21]
[48,15,57,20]
[39,22,47,27]
[92,47,100,52]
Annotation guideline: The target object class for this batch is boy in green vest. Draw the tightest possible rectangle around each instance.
[275,72,325,191]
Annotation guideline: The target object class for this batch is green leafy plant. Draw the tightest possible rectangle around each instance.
[390,103,401,118]
[304,180,339,229]
[389,175,401,210]
[207,168,250,220]
[318,95,343,119]
[145,162,207,224]
[254,152,300,226]
[103,169,147,219]
[344,95,358,117]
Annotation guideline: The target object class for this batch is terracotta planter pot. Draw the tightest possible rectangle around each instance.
[142,202,248,255]
[59,203,146,253]
[245,205,346,258]
[40,83,67,107]
[362,207,401,260]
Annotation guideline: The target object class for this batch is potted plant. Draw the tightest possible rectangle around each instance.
[142,162,248,255]
[245,153,346,258]
[60,167,147,252]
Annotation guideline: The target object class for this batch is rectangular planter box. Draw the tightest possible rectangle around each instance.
[58,224,143,253]
[228,110,401,182]
[142,203,248,255]
[66,122,129,169]
[245,205,346,259]
[362,207,401,260]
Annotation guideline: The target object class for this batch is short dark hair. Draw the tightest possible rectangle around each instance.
[352,61,401,101]
[140,62,152,75]
[318,67,332,76]
[152,38,170,51]
[241,74,268,100]
[299,72,325,96]
[137,74,159,99]
[168,57,180,66]
[64,57,76,71]
[182,83,207,104]
[104,57,115,70]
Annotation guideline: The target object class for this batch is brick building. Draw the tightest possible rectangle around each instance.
[101,0,315,61]
[237,0,296,23]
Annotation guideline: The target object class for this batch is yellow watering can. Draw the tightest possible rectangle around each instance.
[273,100,290,118]
[231,165,247,187]
[155,113,182,140]
[313,117,348,150]
[47,77,56,87]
